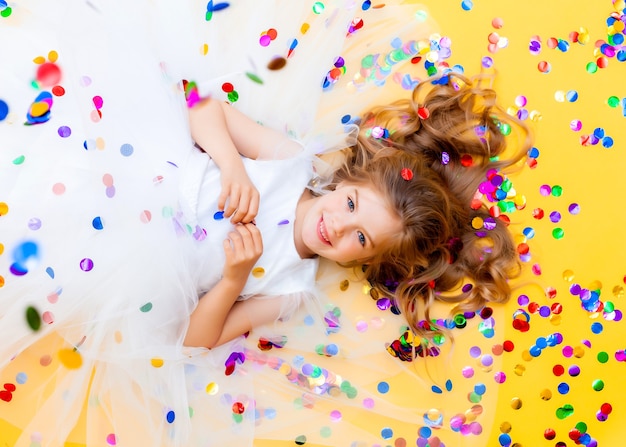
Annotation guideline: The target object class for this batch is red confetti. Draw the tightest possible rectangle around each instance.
[460,154,473,167]
[544,428,557,440]
[597,56,609,68]
[0,390,12,402]
[551,303,563,314]
[400,167,413,181]
[266,28,278,40]
[36,62,62,87]
[417,106,430,119]
[232,402,245,414]
[546,287,557,299]
[221,82,234,93]
[532,208,544,219]
[512,319,530,332]
[51,85,65,96]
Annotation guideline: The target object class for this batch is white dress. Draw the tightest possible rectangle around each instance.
[0,1,440,445]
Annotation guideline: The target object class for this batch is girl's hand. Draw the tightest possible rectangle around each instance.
[219,166,260,224]
[222,223,263,285]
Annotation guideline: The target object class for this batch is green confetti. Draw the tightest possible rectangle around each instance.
[552,228,564,239]
[556,404,574,419]
[26,306,41,331]
[245,72,263,84]
[140,302,153,312]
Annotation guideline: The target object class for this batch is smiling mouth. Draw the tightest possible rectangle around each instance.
[318,217,331,246]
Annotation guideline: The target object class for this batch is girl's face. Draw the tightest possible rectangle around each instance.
[298,182,402,263]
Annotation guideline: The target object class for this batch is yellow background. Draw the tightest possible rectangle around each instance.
[2,0,626,446]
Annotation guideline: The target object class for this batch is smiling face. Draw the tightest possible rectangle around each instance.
[295,182,403,264]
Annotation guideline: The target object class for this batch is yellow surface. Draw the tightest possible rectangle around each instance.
[2,1,626,446]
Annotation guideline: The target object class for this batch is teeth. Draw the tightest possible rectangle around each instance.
[319,220,330,243]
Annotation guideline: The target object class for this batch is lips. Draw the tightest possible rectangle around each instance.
[318,217,331,245]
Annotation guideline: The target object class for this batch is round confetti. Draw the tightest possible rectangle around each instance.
[206,382,219,395]
[25,306,42,331]
[461,0,473,11]
[0,99,8,121]
[36,62,62,87]
[58,348,83,369]
[377,381,390,394]
[120,143,134,157]
[140,302,153,312]
[80,258,94,272]
[92,217,104,230]
[58,126,71,138]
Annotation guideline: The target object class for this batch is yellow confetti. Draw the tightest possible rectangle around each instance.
[30,102,50,117]
[339,279,349,291]
[33,56,46,64]
[278,363,291,376]
[48,50,58,63]
[96,137,106,150]
[205,382,219,395]
[540,389,552,400]
[58,348,83,369]
[588,279,602,291]
[252,267,265,278]
[471,216,484,230]
[151,357,164,368]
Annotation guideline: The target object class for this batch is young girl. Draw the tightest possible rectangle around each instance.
[183,76,530,350]
[0,0,529,446]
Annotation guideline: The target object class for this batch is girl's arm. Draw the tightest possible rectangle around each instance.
[189,98,301,161]
[184,222,268,348]
[188,296,283,348]
[188,98,260,223]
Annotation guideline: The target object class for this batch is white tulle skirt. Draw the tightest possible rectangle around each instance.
[0,1,454,446]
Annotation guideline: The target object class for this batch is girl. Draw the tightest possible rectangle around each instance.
[183,77,530,350]
[0,0,529,446]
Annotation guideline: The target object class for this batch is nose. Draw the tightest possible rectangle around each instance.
[331,214,348,237]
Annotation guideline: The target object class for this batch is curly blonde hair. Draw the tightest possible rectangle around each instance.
[330,73,532,349]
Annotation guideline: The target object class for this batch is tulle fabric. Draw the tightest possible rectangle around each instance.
[0,1,456,446]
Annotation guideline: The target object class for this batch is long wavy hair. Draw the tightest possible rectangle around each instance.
[328,73,532,347]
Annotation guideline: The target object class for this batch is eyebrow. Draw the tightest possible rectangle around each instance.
[354,188,375,249]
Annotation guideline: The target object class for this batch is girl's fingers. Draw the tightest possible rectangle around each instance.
[231,193,250,223]
[224,188,240,218]
[217,186,229,212]
[242,193,260,224]
[247,223,263,253]
[233,224,263,255]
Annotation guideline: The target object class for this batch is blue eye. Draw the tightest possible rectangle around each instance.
[357,231,366,247]
[347,197,355,212]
